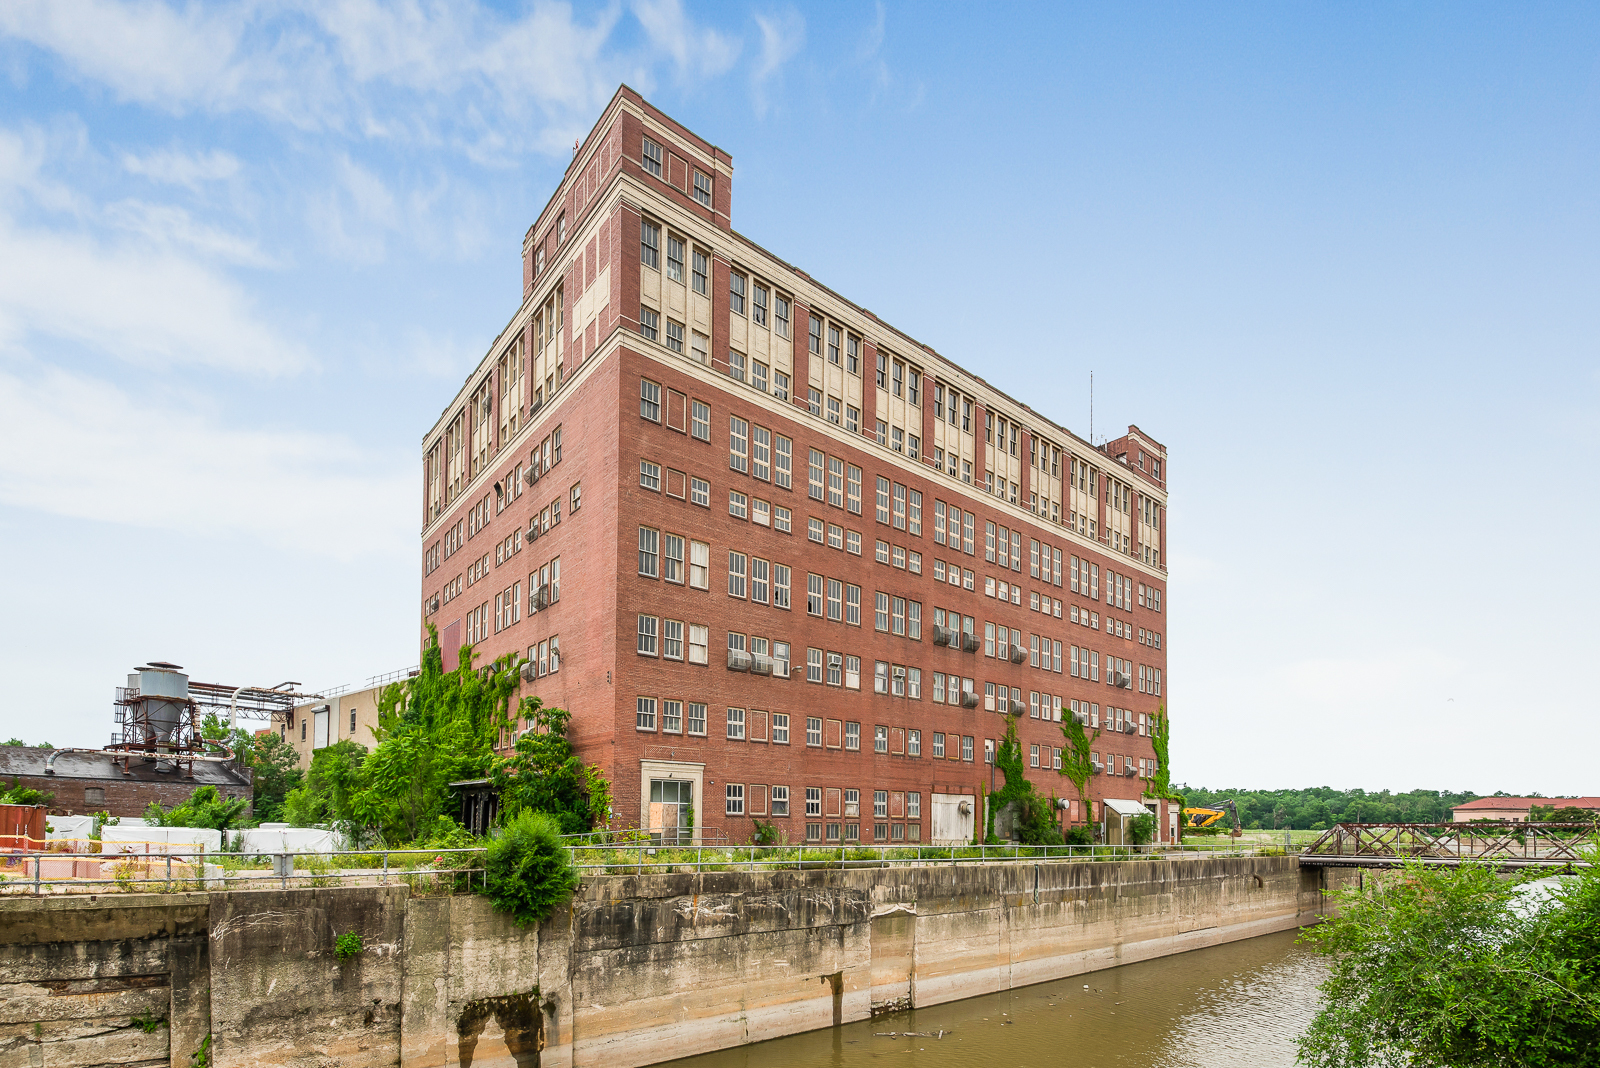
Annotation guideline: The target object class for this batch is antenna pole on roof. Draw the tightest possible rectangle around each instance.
[1089,371,1093,445]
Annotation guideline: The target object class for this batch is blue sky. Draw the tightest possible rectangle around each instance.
[0,2,1595,794]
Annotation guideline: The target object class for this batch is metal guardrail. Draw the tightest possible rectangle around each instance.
[0,836,1292,895]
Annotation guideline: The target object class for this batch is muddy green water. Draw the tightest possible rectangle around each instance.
[661,929,1325,1068]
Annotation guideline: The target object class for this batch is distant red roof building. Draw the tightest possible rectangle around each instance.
[1451,796,1600,822]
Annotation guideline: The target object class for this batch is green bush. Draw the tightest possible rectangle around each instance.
[1126,813,1156,846]
[483,810,579,927]
[1065,825,1094,846]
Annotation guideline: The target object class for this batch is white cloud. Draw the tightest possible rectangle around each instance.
[0,213,308,374]
[632,0,741,81]
[121,147,241,188]
[103,200,274,266]
[0,361,411,560]
[751,8,804,119]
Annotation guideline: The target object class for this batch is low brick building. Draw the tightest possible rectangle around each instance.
[0,745,252,819]
[1451,796,1600,822]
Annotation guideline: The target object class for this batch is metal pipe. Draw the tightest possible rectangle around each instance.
[44,745,237,773]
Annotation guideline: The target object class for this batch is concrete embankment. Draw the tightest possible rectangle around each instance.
[0,856,1357,1068]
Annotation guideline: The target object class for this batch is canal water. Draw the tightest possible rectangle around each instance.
[662,929,1326,1068]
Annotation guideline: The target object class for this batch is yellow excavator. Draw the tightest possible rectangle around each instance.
[1184,799,1242,837]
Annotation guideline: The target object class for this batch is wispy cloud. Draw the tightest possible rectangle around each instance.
[751,8,805,119]
[0,0,640,160]
[121,147,241,188]
[632,0,742,82]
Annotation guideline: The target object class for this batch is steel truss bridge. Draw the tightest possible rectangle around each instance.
[1299,821,1598,870]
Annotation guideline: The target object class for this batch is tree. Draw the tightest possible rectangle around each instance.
[1299,857,1600,1067]
[283,739,367,828]
[490,698,611,836]
[1056,706,1101,827]
[145,785,251,831]
[0,778,52,806]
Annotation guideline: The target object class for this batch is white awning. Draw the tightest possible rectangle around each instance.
[1104,798,1151,818]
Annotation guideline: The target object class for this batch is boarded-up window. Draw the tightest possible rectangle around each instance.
[749,785,768,817]
[825,787,842,818]
[890,792,905,819]
[825,719,843,749]
[749,710,769,743]
[890,728,905,755]
[667,389,687,432]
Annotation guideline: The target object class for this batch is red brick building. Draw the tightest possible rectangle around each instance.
[419,87,1171,846]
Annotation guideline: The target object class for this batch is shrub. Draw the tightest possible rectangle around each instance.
[483,810,578,927]
[1126,813,1157,846]
[333,931,363,960]
[1065,825,1094,846]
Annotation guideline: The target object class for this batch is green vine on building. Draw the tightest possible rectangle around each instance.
[985,716,1064,846]
[1056,707,1100,826]
[1143,706,1183,837]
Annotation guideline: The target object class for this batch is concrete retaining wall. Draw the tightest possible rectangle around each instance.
[0,857,1355,1068]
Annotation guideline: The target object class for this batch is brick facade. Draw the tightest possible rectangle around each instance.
[419,87,1171,846]
[0,747,252,819]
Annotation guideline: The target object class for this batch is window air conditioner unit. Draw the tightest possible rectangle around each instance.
[1009,699,1027,716]
[428,596,440,613]
[520,662,536,683]
[1091,762,1103,775]
[751,654,773,676]
[1123,765,1138,777]
[1009,645,1028,664]
[527,524,539,542]
[933,626,955,647]
[960,692,980,709]
[524,468,536,485]
[533,585,550,610]
[727,651,753,672]
[961,633,981,653]
[1120,675,1132,689]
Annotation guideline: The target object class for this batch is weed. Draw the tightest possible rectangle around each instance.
[334,931,364,961]
[131,1013,166,1034]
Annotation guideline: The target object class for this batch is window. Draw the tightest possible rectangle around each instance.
[664,319,684,353]
[640,220,660,269]
[638,527,659,576]
[692,331,708,366]
[808,517,825,543]
[876,477,891,524]
[807,573,824,615]
[687,701,707,734]
[826,395,841,425]
[663,534,684,583]
[728,552,747,597]
[662,619,684,660]
[636,696,657,731]
[729,417,748,472]
[727,708,746,740]
[691,400,710,441]
[642,136,663,177]
[660,699,682,734]
[773,641,790,676]
[637,614,658,655]
[874,726,888,753]
[640,379,662,421]
[775,295,790,337]
[728,349,746,382]
[845,722,861,750]
[806,647,823,683]
[667,235,685,281]
[640,460,661,491]
[875,591,890,631]
[806,787,822,817]
[725,783,745,815]
[690,477,710,507]
[876,352,888,388]
[693,170,712,206]
[774,435,792,488]
[874,788,888,815]
[774,564,791,608]
[772,785,790,816]
[689,540,710,588]
[772,713,790,745]
[730,272,746,315]
[751,557,769,602]
[692,248,708,295]
[932,733,945,758]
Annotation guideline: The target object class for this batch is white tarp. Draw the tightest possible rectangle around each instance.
[233,827,338,857]
[45,815,94,839]
[99,825,222,856]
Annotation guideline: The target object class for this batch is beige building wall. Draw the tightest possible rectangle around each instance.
[285,677,404,770]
